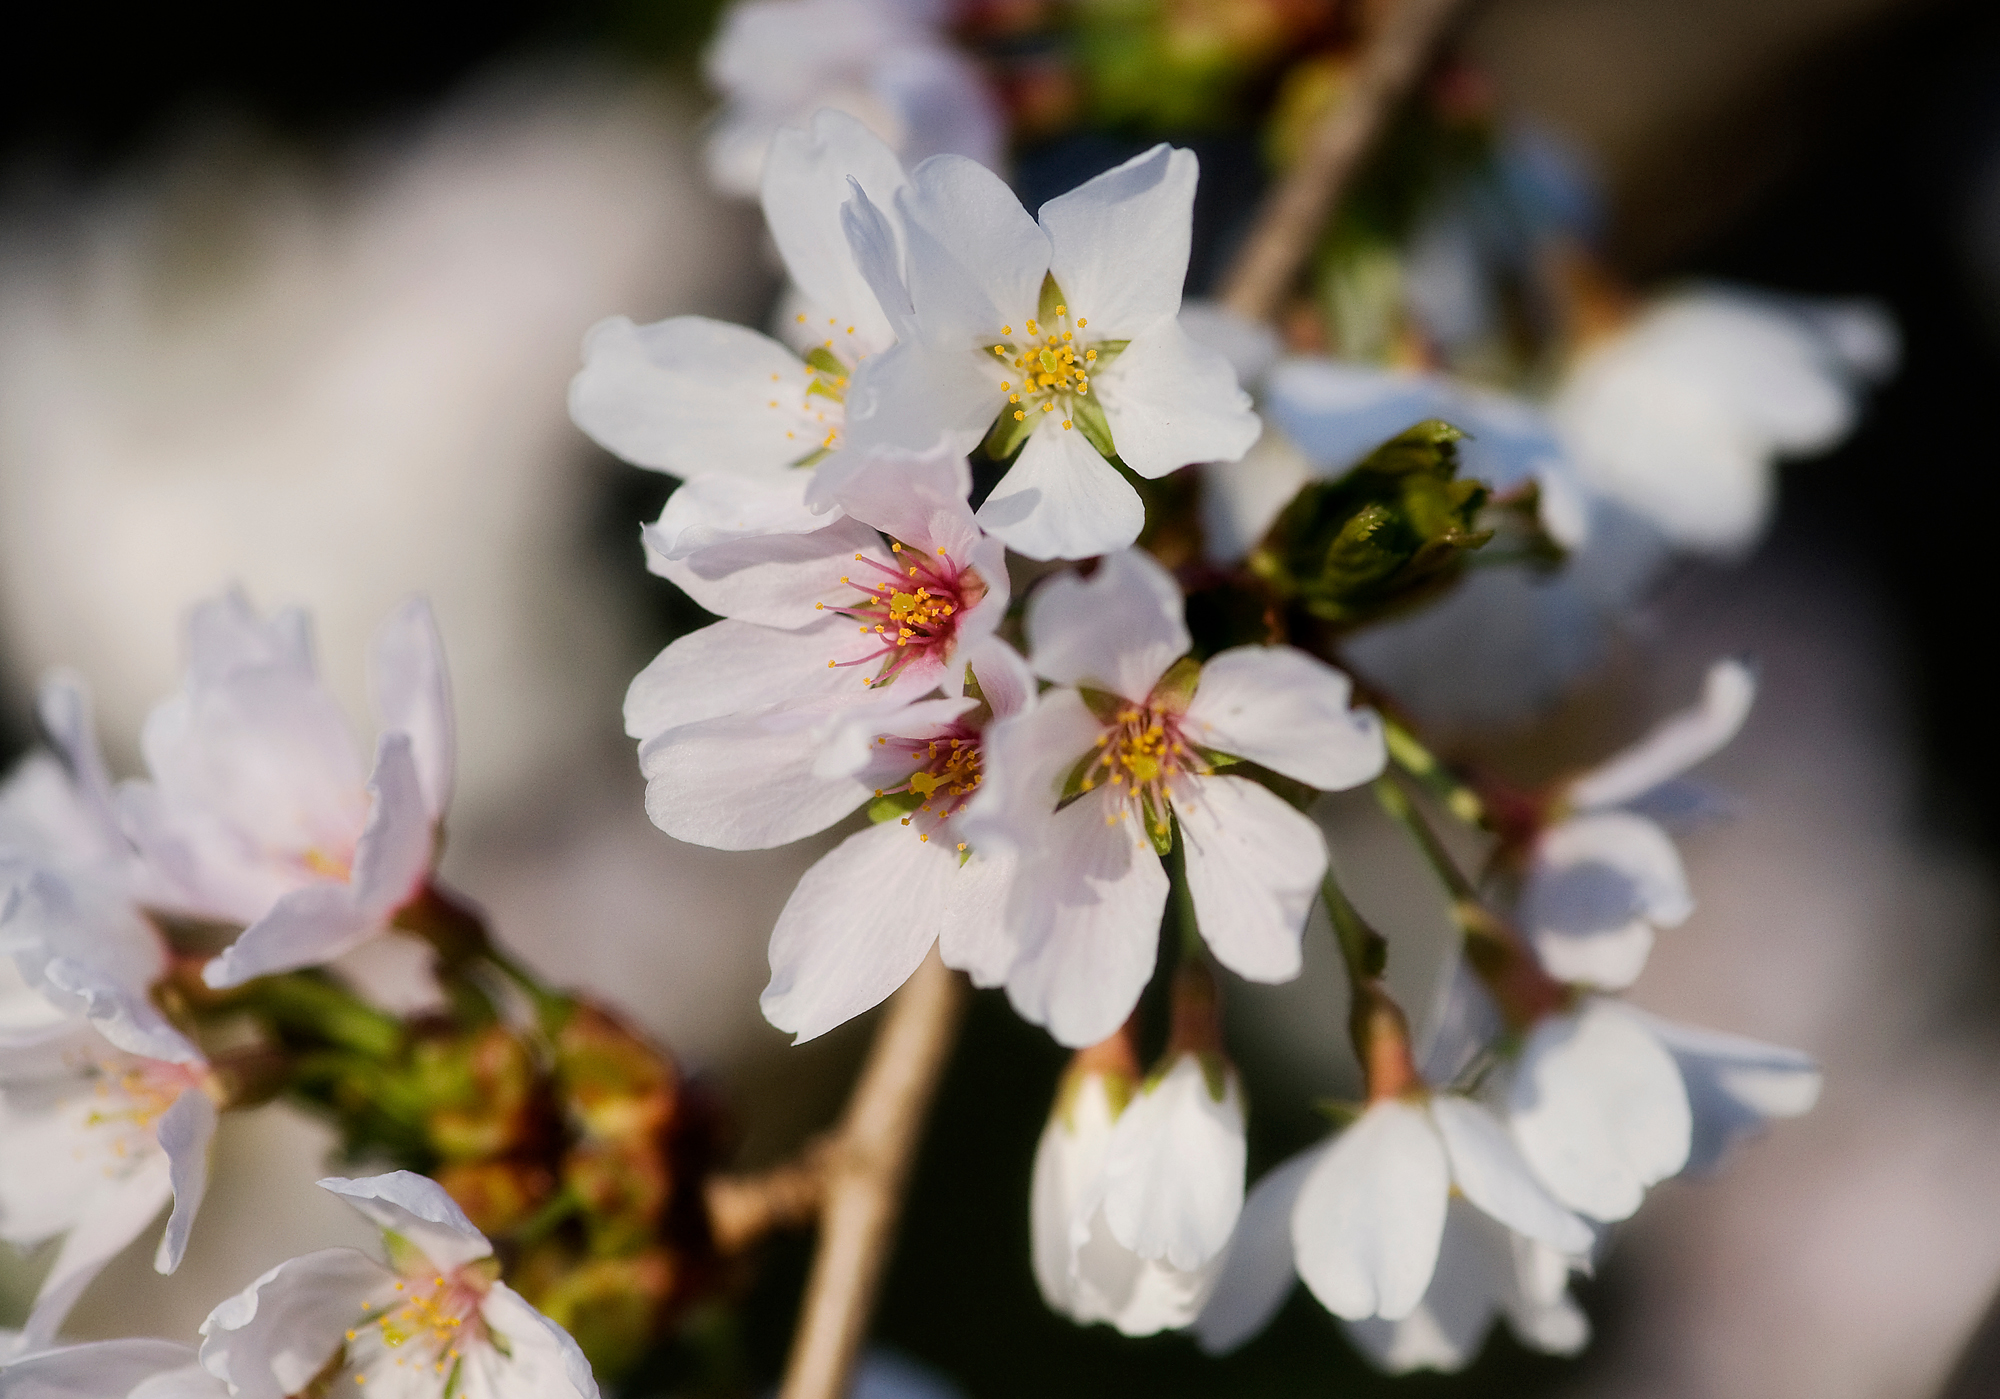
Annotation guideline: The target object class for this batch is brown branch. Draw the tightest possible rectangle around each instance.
[778,948,968,1399]
[1216,0,1474,325]
[705,1149,829,1257]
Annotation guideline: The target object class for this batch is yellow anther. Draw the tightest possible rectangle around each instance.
[919,833,930,842]
[1002,324,1012,335]
[1077,317,1087,327]
[1026,318,1039,335]
[1043,402,1055,412]
[1062,331,1072,342]
[1085,348,1097,360]
[1013,410,1025,420]
[796,313,807,322]
[1062,419,1073,430]
[957,842,968,852]
[847,325,855,334]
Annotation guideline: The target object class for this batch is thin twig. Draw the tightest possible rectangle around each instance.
[705,1149,829,1257]
[1217,0,1473,324]
[778,949,967,1399]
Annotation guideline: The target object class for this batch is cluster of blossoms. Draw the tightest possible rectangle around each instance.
[568,84,1836,1374]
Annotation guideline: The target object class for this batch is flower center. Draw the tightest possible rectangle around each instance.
[988,303,1100,435]
[1080,706,1206,837]
[873,730,983,849]
[774,316,872,465]
[819,542,986,689]
[345,1272,488,1389]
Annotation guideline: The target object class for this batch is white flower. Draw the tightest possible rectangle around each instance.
[199,1172,597,1399]
[0,1025,219,1351]
[624,444,1008,853]
[702,0,1002,199]
[1030,1056,1224,1336]
[1089,1052,1246,1274]
[1550,285,1897,556]
[833,146,1261,559]
[0,1338,227,1399]
[1518,658,1755,989]
[113,593,455,990]
[758,636,1030,1042]
[1505,995,1818,1221]
[571,109,910,480]
[961,549,1384,1046]
[2,678,194,1063]
[1193,1094,1590,1352]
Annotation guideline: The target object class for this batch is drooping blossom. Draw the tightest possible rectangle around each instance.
[0,1023,218,1351]
[625,443,1007,854]
[112,592,454,989]
[1513,658,1755,989]
[571,109,909,481]
[702,0,1002,199]
[961,549,1385,1046]
[199,1172,597,1399]
[832,146,1261,559]
[1550,285,1896,556]
[0,1338,227,1399]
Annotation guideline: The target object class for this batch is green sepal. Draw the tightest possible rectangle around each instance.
[1142,792,1175,856]
[442,1356,467,1399]
[1078,686,1127,723]
[789,445,833,469]
[1067,391,1118,459]
[1147,655,1202,712]
[1055,749,1099,811]
[867,790,926,823]
[1038,273,1068,326]
[381,1230,428,1276]
[1313,1097,1365,1128]
[1085,339,1129,369]
[980,403,1038,462]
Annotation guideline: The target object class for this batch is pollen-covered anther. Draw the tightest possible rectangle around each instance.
[822,542,988,689]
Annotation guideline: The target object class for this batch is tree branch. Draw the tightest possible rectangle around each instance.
[1217,0,1473,324]
[706,1149,828,1257]
[778,948,968,1399]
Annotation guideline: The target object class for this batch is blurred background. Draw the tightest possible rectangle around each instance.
[4,0,2000,1395]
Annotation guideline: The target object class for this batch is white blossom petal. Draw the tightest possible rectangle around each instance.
[1031,1072,1118,1316]
[1567,658,1756,810]
[1522,811,1690,990]
[1428,1096,1591,1257]
[198,1249,389,1399]
[1192,1146,1321,1355]
[955,689,1103,862]
[1197,429,1309,565]
[623,617,881,742]
[153,1088,218,1275]
[1182,647,1385,790]
[1097,319,1260,478]
[935,846,1018,988]
[1177,775,1324,983]
[1095,1055,1245,1272]
[0,1340,209,1399]
[1507,1001,1691,1221]
[638,709,876,851]
[1292,1100,1449,1322]
[976,418,1146,561]
[1037,145,1193,339]
[317,1172,492,1269]
[762,109,910,349]
[1024,549,1188,702]
[893,156,1048,344]
[474,1284,600,1399]
[836,341,999,460]
[366,599,454,822]
[19,1155,174,1352]
[823,442,979,562]
[1624,1009,1821,1175]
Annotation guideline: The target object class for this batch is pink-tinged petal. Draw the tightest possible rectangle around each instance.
[1183,647,1386,791]
[476,1283,601,1399]
[128,1367,232,1399]
[32,675,124,856]
[822,442,977,559]
[198,1249,388,1399]
[1622,1008,1821,1175]
[153,1088,218,1274]
[976,418,1146,561]
[623,618,881,744]
[1001,791,1169,1047]
[0,1340,206,1399]
[1038,145,1194,339]
[762,109,909,350]
[318,1171,492,1269]
[1428,1096,1591,1258]
[836,342,1002,462]
[894,155,1048,343]
[963,636,1035,722]
[936,846,1018,988]
[366,598,455,821]
[1293,1100,1449,1322]
[1177,775,1324,983]
[349,734,432,919]
[568,315,825,477]
[1193,1145,1321,1355]
[639,709,875,851]
[19,1156,173,1351]
[183,590,314,683]
[645,478,888,631]
[1523,812,1688,990]
[956,689,1104,861]
[1097,1055,1245,1271]
[762,820,957,1043]
[1507,1001,1691,1221]
[201,886,368,990]
[1567,658,1756,810]
[1098,319,1261,478]
[1024,549,1188,701]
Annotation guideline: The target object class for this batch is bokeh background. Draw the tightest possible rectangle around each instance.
[5,1,2000,1395]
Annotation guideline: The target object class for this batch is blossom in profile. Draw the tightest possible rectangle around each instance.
[0,1338,227,1399]
[834,146,1261,559]
[1515,658,1755,989]
[962,550,1384,1046]
[114,592,454,989]
[1550,285,1897,556]
[571,109,910,481]
[702,0,1002,199]
[199,1172,597,1399]
[625,444,1008,854]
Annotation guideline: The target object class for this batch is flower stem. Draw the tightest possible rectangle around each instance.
[1217,0,1474,323]
[1383,718,1487,828]
[778,948,967,1399]
[1320,868,1418,1102]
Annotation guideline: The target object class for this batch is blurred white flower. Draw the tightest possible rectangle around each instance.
[837,147,1260,559]
[962,550,1383,1045]
[1031,1051,1222,1335]
[114,593,453,990]
[572,109,908,480]
[0,1338,226,1399]
[703,0,1002,198]
[0,1026,218,1350]
[623,445,1008,852]
[1089,1052,1246,1274]
[1194,1094,1589,1349]
[199,1172,596,1399]
[1550,285,1897,556]
[1517,657,1756,988]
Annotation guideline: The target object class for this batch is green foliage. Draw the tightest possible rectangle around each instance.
[1249,419,1491,628]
